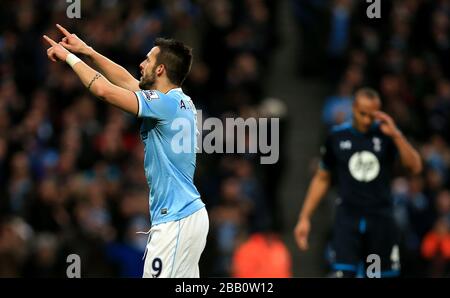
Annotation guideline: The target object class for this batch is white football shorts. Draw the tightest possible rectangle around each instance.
[142,207,209,278]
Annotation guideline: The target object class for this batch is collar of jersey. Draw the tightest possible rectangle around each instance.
[166,87,182,94]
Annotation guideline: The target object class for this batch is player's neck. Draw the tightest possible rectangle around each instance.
[154,81,180,94]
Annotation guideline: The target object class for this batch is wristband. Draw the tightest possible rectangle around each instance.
[66,53,81,68]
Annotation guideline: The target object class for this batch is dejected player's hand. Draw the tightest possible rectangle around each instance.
[373,111,402,139]
[43,35,70,62]
[56,24,91,56]
[294,217,311,251]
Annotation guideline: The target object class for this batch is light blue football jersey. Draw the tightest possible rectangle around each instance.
[134,87,204,226]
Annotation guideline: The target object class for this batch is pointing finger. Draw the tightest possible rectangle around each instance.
[43,35,58,46]
[56,24,71,37]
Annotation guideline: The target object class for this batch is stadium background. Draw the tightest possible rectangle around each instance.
[0,0,449,277]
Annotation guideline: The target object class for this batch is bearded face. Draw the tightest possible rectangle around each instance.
[139,64,157,90]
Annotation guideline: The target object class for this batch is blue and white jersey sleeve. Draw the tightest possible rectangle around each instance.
[134,89,177,120]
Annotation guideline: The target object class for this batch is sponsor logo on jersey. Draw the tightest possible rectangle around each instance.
[348,151,380,182]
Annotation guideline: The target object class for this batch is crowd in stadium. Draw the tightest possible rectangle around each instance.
[0,0,449,277]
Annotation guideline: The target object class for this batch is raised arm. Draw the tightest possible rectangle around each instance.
[43,35,138,115]
[374,111,423,175]
[56,24,140,91]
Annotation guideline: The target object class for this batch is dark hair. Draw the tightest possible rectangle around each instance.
[154,38,193,86]
[354,87,380,102]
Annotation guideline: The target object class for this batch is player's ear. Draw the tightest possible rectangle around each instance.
[156,64,165,76]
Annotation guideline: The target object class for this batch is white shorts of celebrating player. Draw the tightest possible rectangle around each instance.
[142,207,209,278]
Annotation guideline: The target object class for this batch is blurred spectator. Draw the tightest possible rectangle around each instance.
[23,233,61,277]
[421,217,450,277]
[210,177,252,276]
[322,81,353,127]
[104,216,148,277]
[291,0,328,77]
[0,217,33,277]
[232,231,292,278]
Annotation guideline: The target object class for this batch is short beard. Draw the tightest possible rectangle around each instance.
[139,75,155,90]
[139,66,157,90]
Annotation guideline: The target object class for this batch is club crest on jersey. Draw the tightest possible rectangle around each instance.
[372,137,381,152]
[143,90,159,101]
